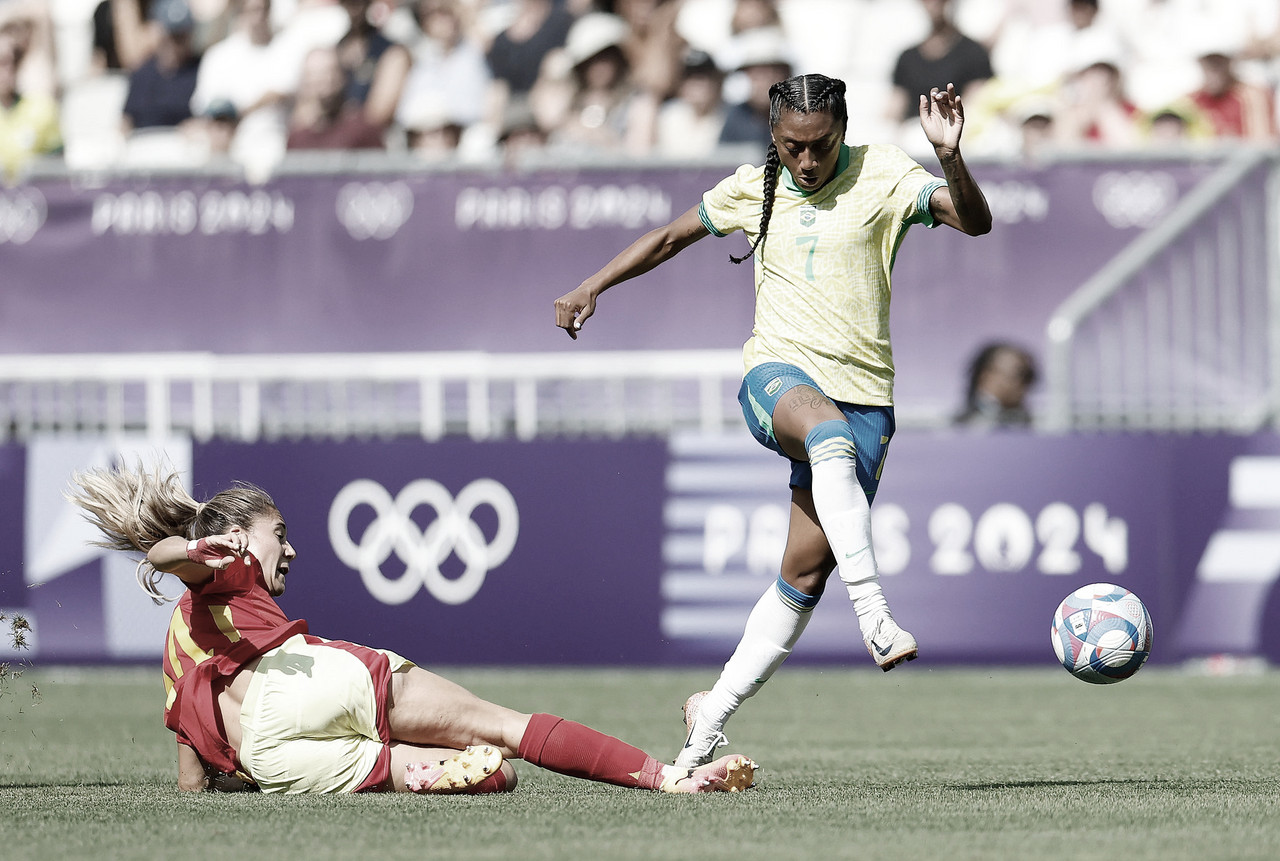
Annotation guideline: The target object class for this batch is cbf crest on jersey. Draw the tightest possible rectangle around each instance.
[799,205,817,228]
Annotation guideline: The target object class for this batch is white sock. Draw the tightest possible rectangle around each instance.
[697,578,815,733]
[809,455,891,634]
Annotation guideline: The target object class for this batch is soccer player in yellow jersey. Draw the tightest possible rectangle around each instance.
[554,74,991,767]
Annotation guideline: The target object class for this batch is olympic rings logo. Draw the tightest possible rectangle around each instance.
[328,478,519,606]
[0,187,47,244]
[335,181,414,240]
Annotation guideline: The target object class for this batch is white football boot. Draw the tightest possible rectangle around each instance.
[863,616,918,671]
[674,690,729,769]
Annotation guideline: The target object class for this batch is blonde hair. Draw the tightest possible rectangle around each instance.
[66,464,278,603]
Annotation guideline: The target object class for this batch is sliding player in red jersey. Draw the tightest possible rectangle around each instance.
[68,466,756,795]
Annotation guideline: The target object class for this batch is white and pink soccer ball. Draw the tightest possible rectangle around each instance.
[1051,583,1153,684]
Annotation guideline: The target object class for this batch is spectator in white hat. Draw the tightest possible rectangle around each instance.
[531,11,655,155]
[717,25,792,151]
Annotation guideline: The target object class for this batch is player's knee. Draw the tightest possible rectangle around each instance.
[781,566,830,597]
[804,419,856,464]
[772,387,841,455]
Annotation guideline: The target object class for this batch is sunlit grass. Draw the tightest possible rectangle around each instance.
[2,665,1277,860]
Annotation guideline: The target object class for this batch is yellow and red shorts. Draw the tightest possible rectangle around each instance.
[238,634,413,793]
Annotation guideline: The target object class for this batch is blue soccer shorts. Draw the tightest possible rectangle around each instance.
[738,361,895,498]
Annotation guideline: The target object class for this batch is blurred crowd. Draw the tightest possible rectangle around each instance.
[1,0,1278,180]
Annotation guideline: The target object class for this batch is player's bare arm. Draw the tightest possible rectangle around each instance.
[554,204,709,339]
[146,530,247,586]
[919,84,992,237]
[177,742,208,791]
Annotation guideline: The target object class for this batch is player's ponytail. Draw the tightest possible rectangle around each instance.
[730,74,849,266]
[67,465,278,603]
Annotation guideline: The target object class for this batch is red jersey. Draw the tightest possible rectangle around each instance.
[1191,85,1275,139]
[162,554,307,773]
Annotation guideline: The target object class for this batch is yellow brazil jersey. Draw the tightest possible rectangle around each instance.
[699,143,945,405]
[0,93,61,180]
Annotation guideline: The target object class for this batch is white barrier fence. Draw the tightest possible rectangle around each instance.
[0,350,745,441]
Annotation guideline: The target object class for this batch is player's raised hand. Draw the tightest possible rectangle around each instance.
[919,83,965,154]
[185,528,247,569]
[554,285,597,340]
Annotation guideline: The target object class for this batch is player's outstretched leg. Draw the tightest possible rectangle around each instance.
[518,713,757,793]
[675,577,816,768]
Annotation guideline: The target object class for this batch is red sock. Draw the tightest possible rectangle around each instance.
[517,713,665,790]
[465,768,510,794]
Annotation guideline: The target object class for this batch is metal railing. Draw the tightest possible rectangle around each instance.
[0,350,745,441]
[6,150,1279,439]
[1044,149,1279,432]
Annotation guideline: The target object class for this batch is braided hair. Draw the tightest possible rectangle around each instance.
[730,74,849,265]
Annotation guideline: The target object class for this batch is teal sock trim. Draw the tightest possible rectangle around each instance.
[775,576,819,612]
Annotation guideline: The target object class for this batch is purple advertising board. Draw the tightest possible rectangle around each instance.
[661,431,1184,664]
[6,431,1280,669]
[0,158,1227,415]
[191,438,669,665]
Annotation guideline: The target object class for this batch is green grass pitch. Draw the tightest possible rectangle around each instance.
[2,664,1278,861]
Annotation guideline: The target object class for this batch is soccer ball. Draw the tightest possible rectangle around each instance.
[1050,583,1152,684]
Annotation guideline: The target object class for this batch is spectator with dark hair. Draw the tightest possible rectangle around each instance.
[121,0,202,131]
[1185,36,1275,142]
[496,98,548,166]
[997,96,1058,165]
[394,0,490,144]
[1,0,57,96]
[889,0,992,127]
[92,0,158,72]
[1054,48,1141,149]
[954,341,1038,428]
[610,0,685,105]
[335,0,410,128]
[401,107,463,159]
[655,48,726,158]
[286,44,384,149]
[485,0,573,129]
[1143,102,1212,147]
[200,97,240,157]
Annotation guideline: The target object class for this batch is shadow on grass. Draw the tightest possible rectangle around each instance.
[948,778,1164,791]
[0,781,139,789]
